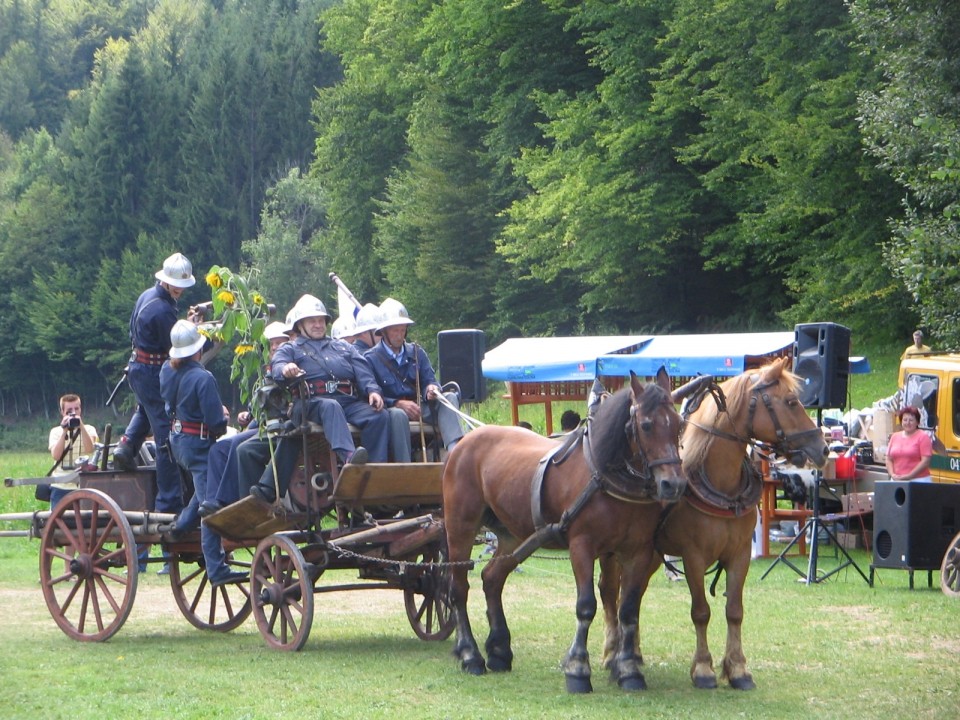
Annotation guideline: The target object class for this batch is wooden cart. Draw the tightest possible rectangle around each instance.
[2,425,455,648]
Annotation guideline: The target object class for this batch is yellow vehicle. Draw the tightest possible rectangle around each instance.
[897,353,960,483]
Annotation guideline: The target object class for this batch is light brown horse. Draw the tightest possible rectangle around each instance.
[599,357,827,689]
[442,370,686,693]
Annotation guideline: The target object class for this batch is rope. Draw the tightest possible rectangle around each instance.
[431,391,485,429]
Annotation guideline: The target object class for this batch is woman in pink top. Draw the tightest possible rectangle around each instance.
[885,406,933,482]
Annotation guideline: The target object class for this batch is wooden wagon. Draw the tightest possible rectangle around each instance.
[1,424,456,648]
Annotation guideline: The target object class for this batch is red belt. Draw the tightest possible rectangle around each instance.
[173,419,210,439]
[292,379,355,398]
[134,348,166,366]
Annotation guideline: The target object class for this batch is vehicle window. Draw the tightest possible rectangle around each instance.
[953,378,960,437]
[903,373,938,430]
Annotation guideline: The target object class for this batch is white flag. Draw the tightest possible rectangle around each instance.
[338,286,360,320]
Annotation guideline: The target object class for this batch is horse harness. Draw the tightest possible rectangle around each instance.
[512,402,681,562]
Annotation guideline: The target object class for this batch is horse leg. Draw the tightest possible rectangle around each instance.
[482,543,518,672]
[561,545,597,693]
[608,554,654,691]
[685,561,718,689]
[719,551,756,690]
[597,554,621,670]
[443,474,488,675]
[448,559,486,675]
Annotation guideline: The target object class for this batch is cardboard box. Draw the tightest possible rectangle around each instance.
[841,491,874,514]
[837,531,870,551]
[869,409,897,453]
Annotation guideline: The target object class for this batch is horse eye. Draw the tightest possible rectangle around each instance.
[640,420,653,433]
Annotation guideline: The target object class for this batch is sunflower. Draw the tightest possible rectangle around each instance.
[206,271,223,289]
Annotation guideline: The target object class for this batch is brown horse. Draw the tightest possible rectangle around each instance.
[442,370,686,693]
[598,357,828,690]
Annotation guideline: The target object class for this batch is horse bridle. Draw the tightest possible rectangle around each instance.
[623,402,683,481]
[685,377,821,462]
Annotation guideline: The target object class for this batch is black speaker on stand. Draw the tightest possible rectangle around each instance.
[437,329,487,403]
[793,322,851,410]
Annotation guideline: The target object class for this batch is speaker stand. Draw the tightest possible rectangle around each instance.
[762,467,870,585]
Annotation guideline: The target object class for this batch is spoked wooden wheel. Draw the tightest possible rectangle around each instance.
[169,546,253,631]
[39,489,137,642]
[403,543,455,641]
[940,530,960,597]
[251,534,315,651]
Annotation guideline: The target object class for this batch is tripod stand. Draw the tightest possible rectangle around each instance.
[761,466,870,584]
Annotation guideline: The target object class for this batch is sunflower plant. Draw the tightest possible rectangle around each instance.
[202,265,272,406]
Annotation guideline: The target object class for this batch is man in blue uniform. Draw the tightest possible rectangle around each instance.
[113,253,197,515]
[161,320,246,586]
[364,298,464,462]
[248,294,389,503]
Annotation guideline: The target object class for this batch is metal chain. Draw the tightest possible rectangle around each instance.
[328,544,569,569]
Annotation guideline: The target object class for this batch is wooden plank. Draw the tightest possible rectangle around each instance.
[333,463,443,507]
[202,495,306,542]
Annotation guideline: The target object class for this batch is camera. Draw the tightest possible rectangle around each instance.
[66,410,80,429]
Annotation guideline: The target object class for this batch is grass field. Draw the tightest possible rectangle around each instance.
[4,341,953,719]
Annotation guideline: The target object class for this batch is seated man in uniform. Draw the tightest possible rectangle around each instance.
[248,294,388,503]
[364,298,463,462]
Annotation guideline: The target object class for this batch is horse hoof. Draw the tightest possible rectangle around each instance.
[486,655,512,673]
[618,674,647,692]
[565,675,593,694]
[693,675,718,690]
[729,675,756,691]
[461,659,487,676]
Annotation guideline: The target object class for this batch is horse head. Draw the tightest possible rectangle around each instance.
[741,357,828,468]
[625,368,686,502]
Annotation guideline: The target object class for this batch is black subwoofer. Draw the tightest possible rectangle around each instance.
[437,329,486,403]
[873,481,960,570]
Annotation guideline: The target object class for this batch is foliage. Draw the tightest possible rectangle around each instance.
[1,0,958,416]
[852,0,960,348]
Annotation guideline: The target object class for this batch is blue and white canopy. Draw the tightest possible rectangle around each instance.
[482,332,869,382]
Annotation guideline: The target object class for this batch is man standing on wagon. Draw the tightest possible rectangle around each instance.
[113,252,198,516]
[248,294,389,503]
[364,298,464,462]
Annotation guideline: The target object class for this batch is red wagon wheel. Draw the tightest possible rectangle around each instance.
[251,534,315,651]
[941,530,960,597]
[403,543,455,641]
[39,489,138,642]
[169,547,253,631]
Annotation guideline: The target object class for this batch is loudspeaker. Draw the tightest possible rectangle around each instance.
[873,482,960,569]
[793,322,851,409]
[437,329,486,403]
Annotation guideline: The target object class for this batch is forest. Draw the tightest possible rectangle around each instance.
[0,0,957,415]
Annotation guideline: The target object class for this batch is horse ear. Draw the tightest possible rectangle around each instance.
[763,356,787,382]
[629,370,645,398]
[654,365,671,393]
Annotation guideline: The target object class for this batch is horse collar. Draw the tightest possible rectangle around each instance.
[584,422,660,504]
[685,459,762,518]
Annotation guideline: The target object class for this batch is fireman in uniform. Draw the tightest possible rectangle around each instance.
[248,294,388,503]
[113,253,197,515]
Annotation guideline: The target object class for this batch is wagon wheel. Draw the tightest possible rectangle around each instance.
[403,543,455,641]
[251,534,315,651]
[39,489,138,642]
[941,530,960,597]
[169,546,253,631]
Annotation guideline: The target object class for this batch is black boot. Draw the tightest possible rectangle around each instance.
[113,439,137,472]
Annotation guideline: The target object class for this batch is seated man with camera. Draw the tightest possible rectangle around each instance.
[47,393,99,507]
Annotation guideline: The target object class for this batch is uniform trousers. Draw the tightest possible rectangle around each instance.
[251,395,388,498]
[123,362,182,514]
[206,428,258,507]
[170,433,232,581]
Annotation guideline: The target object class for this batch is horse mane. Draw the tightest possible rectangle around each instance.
[682,361,801,471]
[588,380,671,469]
